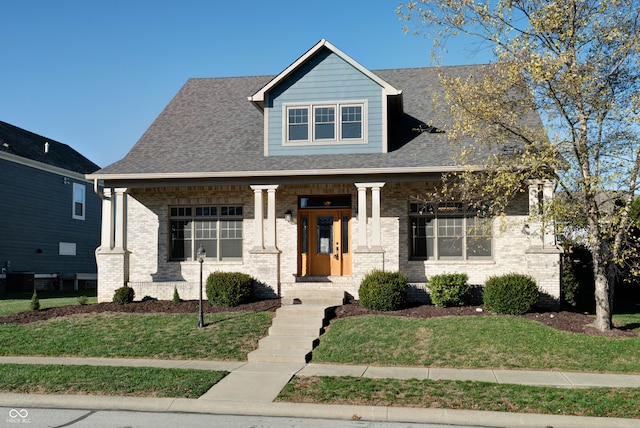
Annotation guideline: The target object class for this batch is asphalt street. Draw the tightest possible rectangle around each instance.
[2,407,488,428]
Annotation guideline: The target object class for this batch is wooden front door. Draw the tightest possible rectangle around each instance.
[299,209,351,276]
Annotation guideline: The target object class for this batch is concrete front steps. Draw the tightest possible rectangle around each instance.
[247,289,345,363]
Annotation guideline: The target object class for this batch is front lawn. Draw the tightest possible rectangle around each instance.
[277,376,640,419]
[0,364,225,398]
[0,311,273,360]
[312,315,640,373]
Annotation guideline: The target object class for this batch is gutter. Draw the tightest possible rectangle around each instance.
[86,165,479,182]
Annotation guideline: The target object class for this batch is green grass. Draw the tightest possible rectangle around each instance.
[0,290,97,316]
[0,364,225,398]
[277,376,640,419]
[312,315,640,373]
[0,311,273,360]
[614,313,640,329]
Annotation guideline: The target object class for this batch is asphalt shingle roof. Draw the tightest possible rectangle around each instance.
[0,120,100,174]
[94,64,539,178]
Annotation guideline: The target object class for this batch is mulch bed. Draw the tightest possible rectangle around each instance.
[0,298,636,337]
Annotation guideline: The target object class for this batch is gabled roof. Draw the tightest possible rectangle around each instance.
[0,120,100,175]
[86,36,545,186]
[248,39,402,110]
[92,64,533,184]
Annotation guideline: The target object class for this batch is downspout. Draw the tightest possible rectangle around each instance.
[93,179,106,200]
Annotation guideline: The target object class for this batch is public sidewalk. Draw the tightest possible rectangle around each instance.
[0,356,638,427]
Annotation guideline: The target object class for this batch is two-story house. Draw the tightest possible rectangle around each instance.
[88,40,562,305]
[0,120,101,292]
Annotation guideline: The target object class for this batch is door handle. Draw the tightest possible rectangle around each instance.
[334,242,340,259]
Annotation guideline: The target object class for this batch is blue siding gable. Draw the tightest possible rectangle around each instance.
[266,48,385,156]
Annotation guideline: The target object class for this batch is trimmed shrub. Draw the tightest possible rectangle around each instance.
[428,273,470,307]
[113,285,135,304]
[483,273,539,315]
[358,270,408,311]
[206,271,253,307]
[172,286,181,303]
[30,290,40,311]
[77,295,89,306]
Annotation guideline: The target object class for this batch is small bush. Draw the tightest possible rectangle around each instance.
[77,295,89,306]
[206,271,253,307]
[172,286,181,303]
[113,285,135,304]
[358,270,408,311]
[483,273,539,315]
[30,290,40,311]
[428,273,470,307]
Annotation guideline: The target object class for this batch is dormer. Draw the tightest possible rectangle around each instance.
[249,39,402,156]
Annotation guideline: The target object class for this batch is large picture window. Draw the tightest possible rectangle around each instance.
[285,101,366,144]
[170,205,243,261]
[409,202,492,260]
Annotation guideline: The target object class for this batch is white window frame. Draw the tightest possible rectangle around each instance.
[72,183,86,220]
[169,205,244,262]
[313,105,336,141]
[284,100,367,145]
[409,202,493,261]
[340,103,364,140]
[286,106,310,142]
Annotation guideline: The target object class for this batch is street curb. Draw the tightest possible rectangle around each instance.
[0,393,637,428]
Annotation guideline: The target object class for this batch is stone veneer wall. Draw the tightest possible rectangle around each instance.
[381,182,561,308]
[96,249,129,303]
[96,182,561,307]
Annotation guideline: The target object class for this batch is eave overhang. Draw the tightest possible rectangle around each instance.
[86,165,478,189]
[1,151,91,182]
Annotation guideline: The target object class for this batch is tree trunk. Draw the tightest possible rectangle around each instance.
[591,251,613,331]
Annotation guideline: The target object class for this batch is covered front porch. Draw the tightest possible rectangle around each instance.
[94,181,388,302]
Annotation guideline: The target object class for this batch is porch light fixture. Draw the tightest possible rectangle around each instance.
[284,210,293,223]
[197,245,206,329]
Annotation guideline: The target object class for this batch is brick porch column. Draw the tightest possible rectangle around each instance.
[96,187,130,303]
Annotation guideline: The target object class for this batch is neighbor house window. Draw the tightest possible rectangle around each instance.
[169,205,243,261]
[409,202,492,260]
[285,101,366,143]
[72,183,86,220]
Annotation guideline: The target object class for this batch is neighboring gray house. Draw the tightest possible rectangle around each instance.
[88,40,562,305]
[0,120,101,291]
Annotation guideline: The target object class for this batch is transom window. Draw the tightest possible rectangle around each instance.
[169,205,243,261]
[285,102,365,143]
[409,202,492,260]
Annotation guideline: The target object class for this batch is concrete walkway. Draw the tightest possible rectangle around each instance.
[0,356,638,427]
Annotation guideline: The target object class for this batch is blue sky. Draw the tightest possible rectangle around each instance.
[1,1,492,168]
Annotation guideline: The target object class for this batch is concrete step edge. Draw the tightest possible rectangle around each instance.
[268,327,323,336]
[258,337,318,350]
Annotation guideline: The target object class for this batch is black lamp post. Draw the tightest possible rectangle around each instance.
[197,245,206,329]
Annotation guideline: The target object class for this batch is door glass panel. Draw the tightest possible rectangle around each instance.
[301,216,308,254]
[342,215,349,253]
[316,216,333,254]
